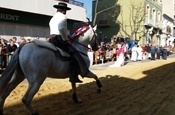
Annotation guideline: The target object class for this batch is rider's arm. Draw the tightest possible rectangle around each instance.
[58,18,69,42]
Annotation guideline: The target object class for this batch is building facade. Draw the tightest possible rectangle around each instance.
[144,0,162,46]
[92,0,164,45]
[160,0,175,46]
[92,0,121,43]
[0,0,87,40]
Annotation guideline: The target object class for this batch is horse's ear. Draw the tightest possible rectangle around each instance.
[93,25,97,31]
[86,17,90,24]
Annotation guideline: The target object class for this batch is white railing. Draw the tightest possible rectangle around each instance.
[69,0,84,7]
[145,18,162,28]
[144,18,155,26]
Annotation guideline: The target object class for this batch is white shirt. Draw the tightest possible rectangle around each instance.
[49,12,68,41]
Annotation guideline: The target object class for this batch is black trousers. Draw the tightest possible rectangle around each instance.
[162,49,167,60]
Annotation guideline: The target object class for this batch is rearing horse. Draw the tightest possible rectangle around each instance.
[0,25,102,115]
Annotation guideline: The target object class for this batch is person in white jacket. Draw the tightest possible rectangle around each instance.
[136,45,143,61]
[131,45,138,62]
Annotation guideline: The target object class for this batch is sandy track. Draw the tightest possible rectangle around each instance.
[3,58,175,115]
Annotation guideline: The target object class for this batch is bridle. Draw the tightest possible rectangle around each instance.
[89,27,98,51]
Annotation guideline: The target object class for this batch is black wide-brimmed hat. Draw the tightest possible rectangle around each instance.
[53,2,71,10]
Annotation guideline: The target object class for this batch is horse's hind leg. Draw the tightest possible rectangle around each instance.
[22,77,45,115]
[70,71,102,103]
[0,72,25,115]
[86,71,102,93]
[71,83,82,103]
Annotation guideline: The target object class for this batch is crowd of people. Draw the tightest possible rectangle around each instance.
[0,36,29,68]
[0,35,174,69]
[92,37,175,67]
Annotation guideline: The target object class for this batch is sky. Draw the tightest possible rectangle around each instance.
[78,0,93,20]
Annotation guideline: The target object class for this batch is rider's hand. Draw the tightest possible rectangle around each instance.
[68,40,72,44]
[68,35,72,40]
[68,35,74,42]
[65,40,71,44]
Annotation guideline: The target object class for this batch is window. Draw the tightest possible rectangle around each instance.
[146,5,150,19]
[157,12,161,21]
[152,8,156,26]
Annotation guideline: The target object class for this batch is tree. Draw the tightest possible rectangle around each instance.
[117,0,145,41]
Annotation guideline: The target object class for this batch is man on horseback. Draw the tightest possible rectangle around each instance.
[49,2,89,83]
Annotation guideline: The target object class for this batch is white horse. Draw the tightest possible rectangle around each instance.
[0,25,102,115]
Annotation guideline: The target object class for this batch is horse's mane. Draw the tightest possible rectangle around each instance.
[70,24,90,41]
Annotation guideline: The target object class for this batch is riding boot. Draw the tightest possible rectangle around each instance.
[69,57,82,83]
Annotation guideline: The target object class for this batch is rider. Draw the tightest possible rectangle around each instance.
[49,2,89,83]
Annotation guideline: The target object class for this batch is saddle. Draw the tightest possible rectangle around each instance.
[33,39,70,58]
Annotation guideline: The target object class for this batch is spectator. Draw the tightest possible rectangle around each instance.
[141,44,147,60]
[0,44,6,68]
[162,46,168,60]
[6,39,18,63]
[112,44,117,61]
[130,44,137,62]
[136,45,142,61]
[19,37,27,46]
[12,37,20,47]
[150,45,156,60]
[145,44,151,59]
[0,38,7,48]
[109,43,126,67]
[156,46,161,59]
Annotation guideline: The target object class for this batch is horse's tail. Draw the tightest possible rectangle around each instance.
[0,44,23,94]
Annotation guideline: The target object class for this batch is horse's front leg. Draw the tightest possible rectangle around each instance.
[86,71,102,93]
[71,82,82,103]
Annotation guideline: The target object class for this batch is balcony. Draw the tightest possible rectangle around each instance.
[69,0,84,7]
[144,18,162,29]
[56,0,84,7]
[144,18,155,26]
[98,20,110,27]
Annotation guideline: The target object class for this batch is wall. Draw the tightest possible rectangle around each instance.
[0,0,87,22]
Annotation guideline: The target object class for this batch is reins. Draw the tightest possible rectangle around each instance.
[73,41,89,57]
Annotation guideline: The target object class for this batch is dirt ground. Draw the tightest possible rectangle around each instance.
[2,57,175,115]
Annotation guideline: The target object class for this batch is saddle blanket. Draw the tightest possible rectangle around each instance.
[33,39,70,57]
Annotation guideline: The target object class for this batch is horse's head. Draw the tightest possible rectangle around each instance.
[83,25,98,51]
[72,24,98,51]
[89,25,98,51]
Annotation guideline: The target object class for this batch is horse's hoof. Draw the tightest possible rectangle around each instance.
[97,89,101,94]
[74,99,82,104]
[72,93,82,104]
[0,109,3,115]
[96,80,102,88]
[31,112,39,115]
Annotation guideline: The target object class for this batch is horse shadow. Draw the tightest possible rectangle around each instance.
[3,61,175,115]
